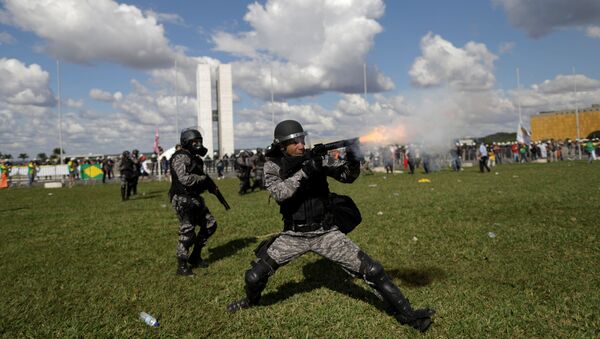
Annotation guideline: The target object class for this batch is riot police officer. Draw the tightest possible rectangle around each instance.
[250,148,266,191]
[119,151,135,200]
[227,120,434,332]
[236,151,252,194]
[130,149,141,195]
[169,128,219,276]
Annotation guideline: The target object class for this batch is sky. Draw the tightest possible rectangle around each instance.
[1,0,600,158]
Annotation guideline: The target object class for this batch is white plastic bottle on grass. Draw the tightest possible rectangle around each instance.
[139,312,160,327]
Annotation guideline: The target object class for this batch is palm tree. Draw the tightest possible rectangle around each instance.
[37,153,48,163]
[18,153,28,163]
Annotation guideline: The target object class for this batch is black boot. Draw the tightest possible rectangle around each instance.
[176,258,194,276]
[374,274,434,332]
[188,245,209,268]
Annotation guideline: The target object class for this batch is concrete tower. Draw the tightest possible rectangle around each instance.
[196,64,213,156]
[196,64,234,158]
[217,64,234,157]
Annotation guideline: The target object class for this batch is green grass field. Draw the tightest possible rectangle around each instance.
[1,161,599,338]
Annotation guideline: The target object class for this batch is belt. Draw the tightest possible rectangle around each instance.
[283,222,330,232]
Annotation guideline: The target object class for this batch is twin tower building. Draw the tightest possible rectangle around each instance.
[196,64,234,158]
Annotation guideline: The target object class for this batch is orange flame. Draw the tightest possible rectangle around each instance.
[359,125,406,144]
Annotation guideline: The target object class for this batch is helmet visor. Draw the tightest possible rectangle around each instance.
[277,131,308,144]
[281,133,311,148]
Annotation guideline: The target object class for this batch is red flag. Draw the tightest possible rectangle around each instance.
[153,127,160,154]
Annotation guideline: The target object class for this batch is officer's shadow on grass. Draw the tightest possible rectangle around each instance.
[386,267,447,287]
[261,259,446,313]
[206,236,257,263]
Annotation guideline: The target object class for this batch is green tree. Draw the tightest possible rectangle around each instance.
[18,153,29,162]
[50,147,65,163]
[37,153,48,163]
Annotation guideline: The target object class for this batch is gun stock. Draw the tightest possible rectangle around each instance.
[206,176,231,210]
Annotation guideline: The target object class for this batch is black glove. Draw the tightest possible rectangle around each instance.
[310,144,327,157]
[302,157,323,177]
[346,146,363,163]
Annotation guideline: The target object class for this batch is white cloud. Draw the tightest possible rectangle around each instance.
[586,26,600,38]
[409,33,497,91]
[90,89,115,102]
[1,0,177,69]
[494,0,600,38]
[144,9,185,26]
[0,58,55,106]
[532,74,600,94]
[212,0,393,100]
[65,98,83,108]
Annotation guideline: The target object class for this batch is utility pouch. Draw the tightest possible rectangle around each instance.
[329,193,362,234]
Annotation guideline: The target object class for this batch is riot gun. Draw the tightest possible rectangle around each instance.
[310,137,360,157]
[206,175,231,210]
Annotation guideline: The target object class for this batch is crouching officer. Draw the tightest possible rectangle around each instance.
[169,128,218,276]
[226,120,434,332]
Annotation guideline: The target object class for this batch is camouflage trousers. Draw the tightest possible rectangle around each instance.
[266,228,362,273]
[171,194,217,260]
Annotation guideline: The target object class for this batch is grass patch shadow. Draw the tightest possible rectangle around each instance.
[206,236,257,263]
[260,258,388,313]
[387,266,447,287]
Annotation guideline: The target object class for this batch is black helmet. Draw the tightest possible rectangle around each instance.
[180,128,207,156]
[180,128,202,147]
[132,149,139,155]
[122,150,130,158]
[273,120,307,145]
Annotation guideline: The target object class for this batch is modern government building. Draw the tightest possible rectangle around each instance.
[531,104,600,141]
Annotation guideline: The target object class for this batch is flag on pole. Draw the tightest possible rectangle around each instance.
[516,123,531,145]
[153,127,160,154]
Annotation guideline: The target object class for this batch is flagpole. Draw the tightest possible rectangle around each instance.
[516,67,522,124]
[363,63,367,101]
[270,64,274,129]
[57,60,64,165]
[571,67,582,160]
[175,57,179,140]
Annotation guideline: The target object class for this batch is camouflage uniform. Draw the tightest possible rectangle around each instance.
[228,152,435,332]
[250,151,266,191]
[263,157,362,270]
[170,150,218,269]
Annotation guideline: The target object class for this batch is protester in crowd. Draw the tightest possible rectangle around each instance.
[67,157,77,188]
[101,156,111,184]
[0,159,10,189]
[216,158,225,180]
[511,142,519,163]
[478,142,490,173]
[585,139,597,164]
[27,160,39,186]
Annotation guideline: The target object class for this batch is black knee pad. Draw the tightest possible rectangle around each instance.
[245,258,275,287]
[358,251,384,282]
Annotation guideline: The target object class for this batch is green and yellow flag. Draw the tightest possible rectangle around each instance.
[80,164,103,180]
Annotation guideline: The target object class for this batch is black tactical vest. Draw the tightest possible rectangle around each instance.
[272,156,331,226]
[169,149,205,199]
